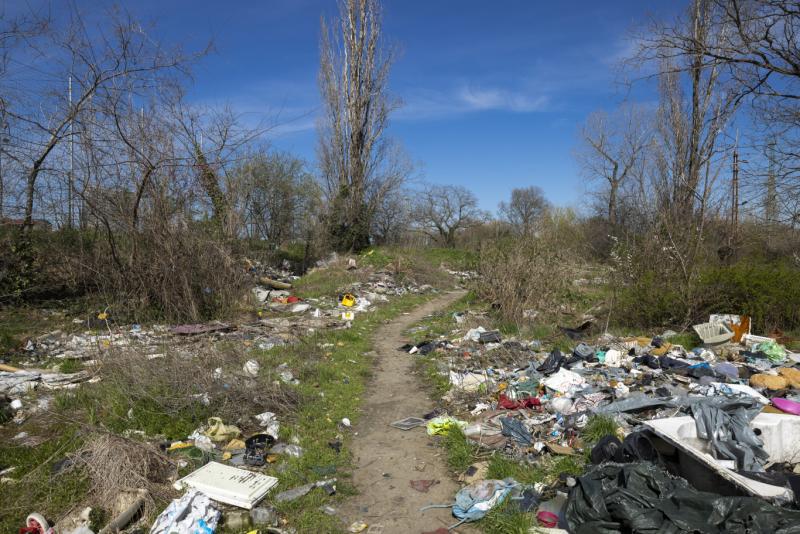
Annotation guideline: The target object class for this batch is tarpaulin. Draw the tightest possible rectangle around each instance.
[565,463,800,534]
[690,396,768,471]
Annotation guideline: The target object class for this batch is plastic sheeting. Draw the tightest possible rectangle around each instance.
[565,463,800,534]
[690,397,768,471]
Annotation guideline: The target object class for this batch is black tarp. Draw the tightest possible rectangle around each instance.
[565,462,800,534]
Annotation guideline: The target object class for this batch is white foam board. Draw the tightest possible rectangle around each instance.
[174,461,279,509]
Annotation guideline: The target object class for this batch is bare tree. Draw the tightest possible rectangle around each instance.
[318,0,403,252]
[4,6,195,235]
[638,0,740,221]
[498,186,550,236]
[416,184,484,247]
[576,104,651,228]
[647,0,800,226]
[372,187,411,245]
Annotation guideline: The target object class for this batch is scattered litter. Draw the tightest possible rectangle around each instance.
[409,479,440,492]
[274,478,336,502]
[150,489,220,534]
[390,416,426,430]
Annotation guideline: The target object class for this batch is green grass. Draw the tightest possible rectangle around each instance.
[441,428,479,472]
[664,331,701,350]
[581,415,619,444]
[0,429,88,533]
[293,266,359,299]
[481,499,535,534]
[59,358,83,374]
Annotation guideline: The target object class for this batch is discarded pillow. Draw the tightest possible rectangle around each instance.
[778,367,800,389]
[749,374,789,391]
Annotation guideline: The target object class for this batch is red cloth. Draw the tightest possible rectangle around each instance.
[498,393,541,409]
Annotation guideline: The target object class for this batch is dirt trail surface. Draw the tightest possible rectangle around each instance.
[342,291,472,534]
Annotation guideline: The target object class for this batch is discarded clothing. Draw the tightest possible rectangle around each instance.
[421,478,517,529]
[203,417,241,443]
[500,417,533,445]
[537,350,565,376]
[498,393,540,410]
[565,462,800,534]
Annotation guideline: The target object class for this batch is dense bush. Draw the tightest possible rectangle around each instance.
[0,224,247,323]
[614,259,800,333]
[476,210,584,322]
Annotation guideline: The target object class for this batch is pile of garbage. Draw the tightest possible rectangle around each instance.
[405,313,800,531]
[2,257,442,534]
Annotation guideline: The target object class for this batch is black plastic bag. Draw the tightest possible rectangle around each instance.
[565,462,800,534]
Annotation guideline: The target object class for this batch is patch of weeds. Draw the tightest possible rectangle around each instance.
[486,455,545,485]
[88,508,109,532]
[359,248,395,269]
[441,428,478,473]
[0,429,88,533]
[495,319,520,336]
[293,267,359,299]
[55,380,212,440]
[581,415,619,444]
[548,454,586,479]
[59,358,83,374]
[665,331,701,350]
[481,499,534,534]
[415,353,451,397]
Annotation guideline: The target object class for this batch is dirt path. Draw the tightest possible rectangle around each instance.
[341,291,472,534]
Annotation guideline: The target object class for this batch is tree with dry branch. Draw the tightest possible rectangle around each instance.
[318,0,404,252]
[576,105,652,228]
[416,184,485,248]
[499,186,550,236]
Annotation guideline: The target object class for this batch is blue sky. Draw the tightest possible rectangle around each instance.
[127,1,683,211]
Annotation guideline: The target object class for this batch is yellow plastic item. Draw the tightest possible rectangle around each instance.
[223,438,246,450]
[340,293,356,307]
[426,416,467,436]
[97,312,108,320]
[167,441,193,451]
[204,417,241,442]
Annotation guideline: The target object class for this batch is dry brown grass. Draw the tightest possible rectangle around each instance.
[74,433,174,518]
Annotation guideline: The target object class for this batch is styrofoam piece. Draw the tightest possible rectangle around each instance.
[644,413,799,502]
[742,334,774,346]
[692,322,733,345]
[174,461,278,509]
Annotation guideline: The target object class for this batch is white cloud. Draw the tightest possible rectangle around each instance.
[398,83,550,121]
[457,86,549,112]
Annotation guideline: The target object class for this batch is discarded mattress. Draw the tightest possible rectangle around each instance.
[644,413,800,502]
